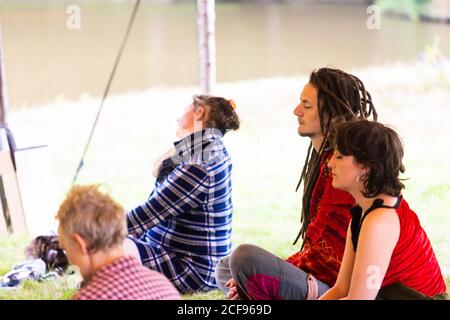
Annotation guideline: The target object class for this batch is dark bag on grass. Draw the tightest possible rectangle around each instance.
[25,235,69,275]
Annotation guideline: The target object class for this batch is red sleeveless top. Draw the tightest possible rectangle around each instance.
[286,151,355,287]
[352,197,447,296]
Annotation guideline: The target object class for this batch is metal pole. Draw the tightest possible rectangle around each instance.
[0,20,14,234]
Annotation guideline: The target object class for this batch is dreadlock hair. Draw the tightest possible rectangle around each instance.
[293,67,378,246]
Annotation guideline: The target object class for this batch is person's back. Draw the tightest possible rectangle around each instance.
[73,256,180,300]
[380,197,446,296]
[142,128,233,259]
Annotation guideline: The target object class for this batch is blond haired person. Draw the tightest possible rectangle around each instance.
[56,185,180,300]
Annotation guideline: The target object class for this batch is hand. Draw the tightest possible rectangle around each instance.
[225,278,241,300]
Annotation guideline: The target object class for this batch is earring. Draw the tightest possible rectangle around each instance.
[356,174,363,184]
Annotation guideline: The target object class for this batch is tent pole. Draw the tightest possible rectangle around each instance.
[0,21,8,126]
[197,0,216,95]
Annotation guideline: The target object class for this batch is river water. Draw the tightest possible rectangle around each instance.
[1,1,449,108]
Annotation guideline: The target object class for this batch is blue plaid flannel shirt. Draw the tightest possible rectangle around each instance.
[126,129,233,291]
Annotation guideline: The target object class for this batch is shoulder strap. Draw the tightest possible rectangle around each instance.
[352,196,402,251]
[359,196,402,227]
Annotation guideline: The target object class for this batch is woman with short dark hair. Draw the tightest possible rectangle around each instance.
[320,120,447,300]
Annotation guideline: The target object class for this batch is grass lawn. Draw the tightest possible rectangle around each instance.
[0,61,449,299]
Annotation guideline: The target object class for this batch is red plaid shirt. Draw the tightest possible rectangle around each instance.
[72,256,181,300]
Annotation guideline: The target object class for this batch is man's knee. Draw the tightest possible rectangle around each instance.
[215,255,232,292]
[229,244,262,276]
[216,255,229,270]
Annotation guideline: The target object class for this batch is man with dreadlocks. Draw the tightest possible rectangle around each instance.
[214,67,378,300]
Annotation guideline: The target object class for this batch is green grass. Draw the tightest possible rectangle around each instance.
[1,62,449,299]
[0,275,79,300]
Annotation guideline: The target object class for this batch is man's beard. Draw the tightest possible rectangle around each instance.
[298,128,314,138]
[299,132,313,138]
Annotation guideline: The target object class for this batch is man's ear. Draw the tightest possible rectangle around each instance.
[72,233,90,255]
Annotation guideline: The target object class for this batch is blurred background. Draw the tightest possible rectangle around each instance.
[0,0,448,298]
[1,0,450,107]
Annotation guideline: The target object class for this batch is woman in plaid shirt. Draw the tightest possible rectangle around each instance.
[124,95,240,293]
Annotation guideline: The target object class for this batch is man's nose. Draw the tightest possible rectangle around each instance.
[294,104,303,116]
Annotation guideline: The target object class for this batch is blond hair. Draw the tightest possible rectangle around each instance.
[55,184,127,253]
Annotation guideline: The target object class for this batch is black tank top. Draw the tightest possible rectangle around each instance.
[350,196,402,252]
